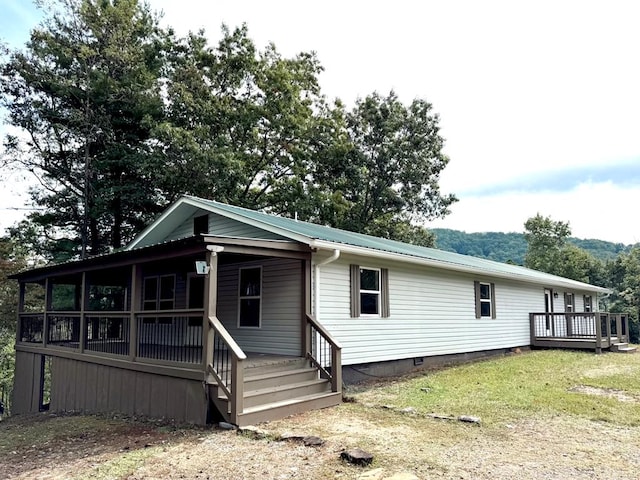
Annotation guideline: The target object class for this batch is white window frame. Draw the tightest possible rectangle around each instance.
[359,267,381,317]
[584,295,593,313]
[479,282,492,318]
[142,274,175,325]
[238,266,262,329]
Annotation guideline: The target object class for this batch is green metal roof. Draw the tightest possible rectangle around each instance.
[184,196,609,292]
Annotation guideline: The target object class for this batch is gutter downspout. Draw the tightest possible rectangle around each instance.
[314,249,341,321]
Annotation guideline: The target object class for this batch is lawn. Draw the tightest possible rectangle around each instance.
[348,349,640,426]
[2,349,640,479]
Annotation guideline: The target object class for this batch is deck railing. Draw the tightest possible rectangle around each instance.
[305,314,342,393]
[85,314,130,356]
[529,312,630,352]
[136,311,204,364]
[48,313,81,348]
[18,313,44,343]
[206,315,246,424]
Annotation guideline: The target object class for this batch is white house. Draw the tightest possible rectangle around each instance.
[10,195,628,426]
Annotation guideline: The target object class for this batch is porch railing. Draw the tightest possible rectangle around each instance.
[18,313,44,343]
[17,310,206,365]
[305,314,342,393]
[48,313,81,348]
[85,314,130,356]
[136,311,204,364]
[206,315,246,424]
[529,312,630,352]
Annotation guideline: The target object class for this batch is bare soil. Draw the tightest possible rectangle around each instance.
[2,403,640,480]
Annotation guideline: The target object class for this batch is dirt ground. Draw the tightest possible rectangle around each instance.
[2,403,640,480]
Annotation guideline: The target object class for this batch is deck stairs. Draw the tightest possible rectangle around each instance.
[208,357,342,426]
[610,342,637,354]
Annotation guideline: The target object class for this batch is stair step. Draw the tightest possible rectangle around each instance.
[242,379,331,408]
[244,357,309,376]
[244,367,319,390]
[616,346,637,353]
[236,391,342,426]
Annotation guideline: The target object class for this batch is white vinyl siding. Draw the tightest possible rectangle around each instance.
[217,258,302,356]
[316,254,601,366]
[166,211,290,242]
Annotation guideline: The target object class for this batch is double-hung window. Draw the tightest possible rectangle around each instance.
[583,295,592,313]
[564,293,575,313]
[350,265,390,318]
[474,281,496,319]
[142,275,175,324]
[238,266,261,328]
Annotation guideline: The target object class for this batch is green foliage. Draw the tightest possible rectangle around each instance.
[604,246,640,342]
[312,92,455,244]
[523,214,605,285]
[1,0,169,259]
[433,228,631,265]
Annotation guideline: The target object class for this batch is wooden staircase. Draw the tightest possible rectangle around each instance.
[610,342,637,354]
[209,357,342,427]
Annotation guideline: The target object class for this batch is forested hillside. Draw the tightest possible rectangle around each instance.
[432,228,632,265]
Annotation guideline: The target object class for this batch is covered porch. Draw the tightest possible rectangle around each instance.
[12,236,342,425]
[529,312,634,353]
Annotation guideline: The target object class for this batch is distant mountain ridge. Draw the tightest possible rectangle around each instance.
[432,228,633,265]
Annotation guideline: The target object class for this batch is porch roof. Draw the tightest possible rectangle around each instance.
[128,196,610,294]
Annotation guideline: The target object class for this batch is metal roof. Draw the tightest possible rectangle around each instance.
[183,195,609,293]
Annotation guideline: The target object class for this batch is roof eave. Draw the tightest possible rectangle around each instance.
[311,239,610,293]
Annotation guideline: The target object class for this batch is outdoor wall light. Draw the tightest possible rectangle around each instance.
[553,292,559,299]
[194,261,209,275]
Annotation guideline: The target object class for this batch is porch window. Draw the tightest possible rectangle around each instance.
[583,295,592,313]
[142,275,175,324]
[474,281,496,319]
[564,293,574,313]
[349,265,390,318]
[238,267,261,328]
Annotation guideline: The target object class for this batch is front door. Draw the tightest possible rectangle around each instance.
[544,289,553,335]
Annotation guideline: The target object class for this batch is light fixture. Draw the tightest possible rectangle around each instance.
[195,261,209,275]
[553,292,558,299]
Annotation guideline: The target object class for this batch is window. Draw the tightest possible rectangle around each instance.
[583,295,592,313]
[350,265,390,318]
[238,267,261,328]
[194,214,209,235]
[474,281,496,319]
[564,293,574,313]
[142,275,175,324]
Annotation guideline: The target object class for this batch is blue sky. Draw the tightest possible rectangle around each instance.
[1,0,639,244]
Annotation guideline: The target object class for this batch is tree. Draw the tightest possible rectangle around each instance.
[155,25,343,216]
[524,214,604,284]
[605,247,640,342]
[313,92,456,246]
[0,0,168,258]
[523,214,571,274]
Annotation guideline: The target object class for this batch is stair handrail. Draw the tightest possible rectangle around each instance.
[207,315,246,423]
[305,314,342,393]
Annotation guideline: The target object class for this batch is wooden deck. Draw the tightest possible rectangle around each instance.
[530,312,632,353]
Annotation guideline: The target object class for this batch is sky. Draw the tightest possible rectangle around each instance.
[1,0,639,244]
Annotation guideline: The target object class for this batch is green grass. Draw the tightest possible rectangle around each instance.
[350,349,640,426]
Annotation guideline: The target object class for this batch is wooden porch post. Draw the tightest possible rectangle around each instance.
[16,283,25,344]
[128,264,139,362]
[203,246,221,370]
[605,313,612,344]
[78,272,87,353]
[43,278,51,348]
[595,313,603,354]
[302,259,311,357]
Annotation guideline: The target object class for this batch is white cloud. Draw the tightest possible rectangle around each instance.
[2,0,640,246]
[428,181,640,245]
